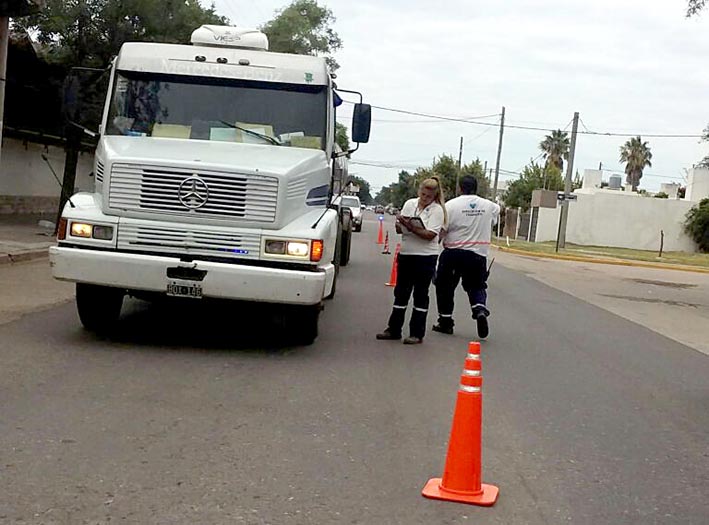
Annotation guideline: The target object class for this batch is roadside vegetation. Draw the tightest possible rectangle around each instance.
[494,238,709,269]
[684,198,709,253]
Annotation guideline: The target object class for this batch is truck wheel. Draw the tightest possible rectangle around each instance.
[76,283,124,334]
[340,229,352,267]
[292,305,321,345]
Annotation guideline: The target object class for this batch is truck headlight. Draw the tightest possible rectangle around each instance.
[70,222,93,238]
[264,239,323,261]
[69,222,114,240]
[286,241,309,257]
[92,225,114,240]
[265,240,286,254]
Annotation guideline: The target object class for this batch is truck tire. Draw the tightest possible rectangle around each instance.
[339,229,351,266]
[292,304,321,345]
[76,283,124,334]
[339,207,352,267]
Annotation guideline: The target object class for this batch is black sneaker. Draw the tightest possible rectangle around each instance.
[432,323,454,335]
[475,314,489,339]
[376,330,401,340]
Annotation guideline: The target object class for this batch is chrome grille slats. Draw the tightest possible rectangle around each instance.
[108,162,278,221]
[117,223,261,259]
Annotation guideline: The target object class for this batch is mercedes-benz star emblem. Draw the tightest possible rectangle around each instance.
[178,176,209,209]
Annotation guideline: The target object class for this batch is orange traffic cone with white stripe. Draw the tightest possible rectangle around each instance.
[385,243,400,287]
[381,231,391,254]
[377,218,384,245]
[422,342,499,506]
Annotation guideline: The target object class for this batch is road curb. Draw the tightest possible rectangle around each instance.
[493,245,709,275]
[0,249,50,265]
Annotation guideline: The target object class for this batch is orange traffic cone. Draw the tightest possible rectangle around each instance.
[422,342,499,506]
[385,243,400,287]
[381,231,391,254]
[377,218,384,244]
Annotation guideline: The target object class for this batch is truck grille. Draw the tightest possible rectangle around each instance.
[117,223,261,260]
[108,163,278,222]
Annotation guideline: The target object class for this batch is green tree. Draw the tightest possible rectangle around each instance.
[374,156,491,207]
[261,0,342,72]
[684,198,709,252]
[503,162,564,211]
[687,0,706,16]
[654,192,669,199]
[375,186,393,206]
[335,122,350,152]
[619,136,653,192]
[539,129,570,175]
[20,0,227,67]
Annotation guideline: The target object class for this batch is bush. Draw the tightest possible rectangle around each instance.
[684,198,709,252]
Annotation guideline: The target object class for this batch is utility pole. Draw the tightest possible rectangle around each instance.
[492,106,505,200]
[455,136,463,196]
[556,111,579,251]
[0,16,9,171]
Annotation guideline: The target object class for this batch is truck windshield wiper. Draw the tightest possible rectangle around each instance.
[218,121,282,146]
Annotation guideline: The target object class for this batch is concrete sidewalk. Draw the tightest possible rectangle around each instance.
[0,214,57,265]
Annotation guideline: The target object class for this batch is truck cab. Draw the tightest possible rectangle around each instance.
[49,25,371,344]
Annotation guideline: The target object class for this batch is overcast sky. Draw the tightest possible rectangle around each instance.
[205,0,709,193]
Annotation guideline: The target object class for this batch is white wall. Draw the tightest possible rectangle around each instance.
[686,167,709,203]
[534,191,698,252]
[535,206,561,242]
[0,138,95,196]
[582,169,602,189]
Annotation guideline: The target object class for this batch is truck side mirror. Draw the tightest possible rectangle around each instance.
[351,103,371,144]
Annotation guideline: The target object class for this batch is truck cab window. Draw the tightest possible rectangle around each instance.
[106,71,328,150]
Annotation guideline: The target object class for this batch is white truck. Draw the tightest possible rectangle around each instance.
[49,25,371,344]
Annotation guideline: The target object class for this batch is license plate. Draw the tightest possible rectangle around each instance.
[167,280,203,299]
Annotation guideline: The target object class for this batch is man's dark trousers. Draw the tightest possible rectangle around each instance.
[386,254,438,339]
[434,248,489,329]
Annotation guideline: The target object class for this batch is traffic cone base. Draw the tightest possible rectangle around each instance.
[422,478,499,507]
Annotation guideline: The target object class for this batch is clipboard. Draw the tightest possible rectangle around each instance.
[403,216,425,229]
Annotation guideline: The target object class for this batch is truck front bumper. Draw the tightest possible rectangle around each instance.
[49,247,332,306]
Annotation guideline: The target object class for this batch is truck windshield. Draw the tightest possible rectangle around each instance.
[106,71,328,150]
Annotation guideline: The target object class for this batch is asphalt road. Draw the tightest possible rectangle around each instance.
[1,214,707,524]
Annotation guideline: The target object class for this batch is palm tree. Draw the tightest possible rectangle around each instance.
[539,130,570,188]
[619,136,652,191]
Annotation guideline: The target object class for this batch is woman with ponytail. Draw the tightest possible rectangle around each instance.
[376,177,446,344]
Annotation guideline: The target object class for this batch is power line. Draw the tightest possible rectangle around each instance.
[340,101,501,124]
[342,101,704,139]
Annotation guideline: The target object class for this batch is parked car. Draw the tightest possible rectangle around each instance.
[334,195,363,232]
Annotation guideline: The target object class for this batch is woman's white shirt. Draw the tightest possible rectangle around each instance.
[399,198,445,256]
